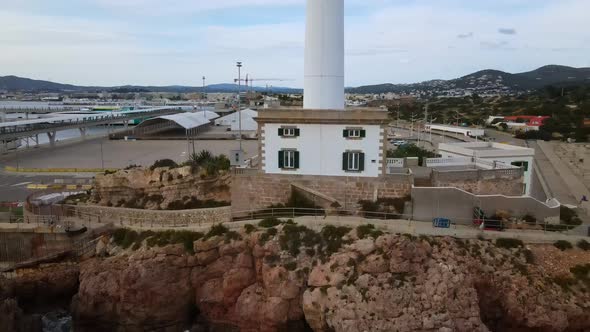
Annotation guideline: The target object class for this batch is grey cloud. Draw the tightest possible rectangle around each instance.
[498,28,517,35]
[457,32,473,39]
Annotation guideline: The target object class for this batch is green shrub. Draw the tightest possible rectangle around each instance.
[495,238,524,249]
[258,217,282,228]
[321,225,352,254]
[387,144,438,166]
[356,224,382,239]
[224,231,241,243]
[150,159,178,170]
[205,224,229,239]
[244,224,257,234]
[577,240,590,251]
[554,240,573,251]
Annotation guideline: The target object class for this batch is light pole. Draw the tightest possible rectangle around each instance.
[100,139,104,170]
[236,61,243,152]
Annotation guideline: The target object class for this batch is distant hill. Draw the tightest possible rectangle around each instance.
[0,76,302,94]
[2,65,589,95]
[346,65,590,95]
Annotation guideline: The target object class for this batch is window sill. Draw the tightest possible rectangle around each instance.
[344,170,363,173]
[280,168,299,171]
[345,137,364,140]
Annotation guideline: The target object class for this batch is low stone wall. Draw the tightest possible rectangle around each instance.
[231,172,413,213]
[59,204,232,227]
[431,168,524,196]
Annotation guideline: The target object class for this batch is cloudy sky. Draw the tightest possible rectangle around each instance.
[1,0,588,87]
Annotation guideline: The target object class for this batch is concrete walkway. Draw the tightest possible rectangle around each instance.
[67,215,589,245]
[537,141,590,213]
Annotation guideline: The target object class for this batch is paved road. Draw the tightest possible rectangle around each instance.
[483,129,526,146]
[0,137,258,169]
[0,171,93,202]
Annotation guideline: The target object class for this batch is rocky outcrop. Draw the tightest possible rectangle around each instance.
[0,298,42,332]
[91,166,231,209]
[0,263,78,332]
[71,225,590,332]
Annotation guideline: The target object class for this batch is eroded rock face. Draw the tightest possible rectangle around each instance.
[91,166,231,209]
[71,227,590,332]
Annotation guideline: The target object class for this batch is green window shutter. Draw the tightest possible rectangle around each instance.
[360,130,366,138]
[359,153,365,171]
[295,128,300,137]
[278,128,284,137]
[294,151,300,169]
[342,152,348,171]
[343,129,349,138]
[278,151,284,168]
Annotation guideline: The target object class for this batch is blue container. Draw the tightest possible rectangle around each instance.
[432,218,451,228]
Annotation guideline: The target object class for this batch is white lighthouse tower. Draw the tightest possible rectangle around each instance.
[304,0,345,110]
[255,0,388,178]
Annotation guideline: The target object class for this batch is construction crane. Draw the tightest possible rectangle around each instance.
[234,74,294,93]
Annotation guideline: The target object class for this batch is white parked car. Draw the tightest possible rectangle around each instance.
[392,140,408,146]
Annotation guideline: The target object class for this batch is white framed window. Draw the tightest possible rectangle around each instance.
[343,128,366,139]
[348,152,360,170]
[279,127,300,137]
[343,151,365,172]
[279,150,299,169]
[283,128,296,137]
[349,129,361,138]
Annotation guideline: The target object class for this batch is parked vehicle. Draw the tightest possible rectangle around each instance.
[392,140,408,146]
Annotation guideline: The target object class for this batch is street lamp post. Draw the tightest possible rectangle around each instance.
[100,139,104,170]
[236,62,243,152]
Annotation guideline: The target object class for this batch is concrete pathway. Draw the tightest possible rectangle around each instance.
[537,141,590,213]
[63,215,589,245]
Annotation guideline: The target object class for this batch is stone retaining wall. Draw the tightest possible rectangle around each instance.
[231,173,413,212]
[59,204,232,227]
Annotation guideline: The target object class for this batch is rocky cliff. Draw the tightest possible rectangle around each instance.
[69,223,590,332]
[90,166,231,209]
[0,263,79,332]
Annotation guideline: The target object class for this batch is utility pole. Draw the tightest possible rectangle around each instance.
[409,112,419,140]
[454,110,462,138]
[397,103,400,129]
[236,62,243,152]
[202,76,206,100]
[100,139,104,170]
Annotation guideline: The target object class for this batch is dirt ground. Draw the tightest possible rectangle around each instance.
[530,243,590,277]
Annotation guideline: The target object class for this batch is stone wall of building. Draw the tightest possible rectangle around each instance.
[231,171,413,213]
[431,168,525,196]
[59,204,232,228]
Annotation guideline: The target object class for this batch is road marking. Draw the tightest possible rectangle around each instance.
[11,182,33,187]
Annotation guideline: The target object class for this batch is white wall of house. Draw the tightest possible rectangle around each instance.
[438,144,534,196]
[262,123,383,177]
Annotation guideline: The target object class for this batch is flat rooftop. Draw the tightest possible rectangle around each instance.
[438,142,534,158]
